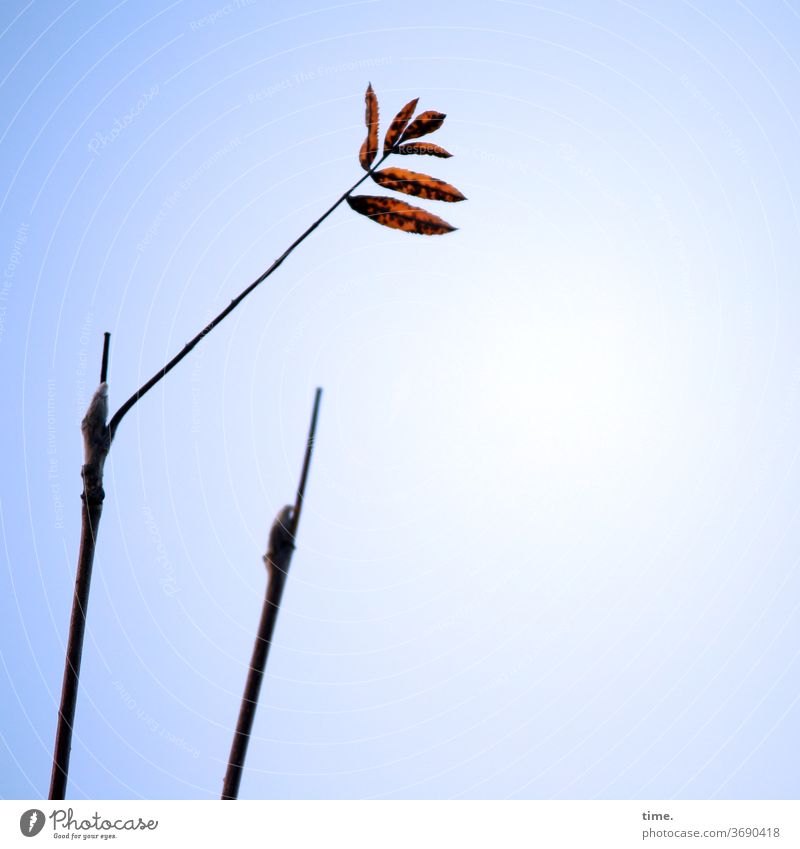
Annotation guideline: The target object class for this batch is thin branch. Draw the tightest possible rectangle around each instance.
[107,155,386,443]
[100,332,110,383]
[49,335,111,800]
[290,386,322,539]
[49,83,460,799]
[221,388,323,800]
[50,145,383,799]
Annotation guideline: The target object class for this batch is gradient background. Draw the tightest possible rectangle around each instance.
[1,0,799,800]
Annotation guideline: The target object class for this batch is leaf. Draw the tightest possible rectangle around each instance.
[383,97,418,152]
[358,138,371,170]
[358,83,380,171]
[395,142,452,158]
[399,110,446,143]
[347,195,456,235]
[371,167,466,202]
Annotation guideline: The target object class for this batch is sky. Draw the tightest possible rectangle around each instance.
[1,0,800,800]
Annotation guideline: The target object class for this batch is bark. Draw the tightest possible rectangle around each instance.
[49,382,110,800]
[221,507,295,801]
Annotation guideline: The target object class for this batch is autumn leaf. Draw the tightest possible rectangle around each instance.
[371,167,466,202]
[347,195,456,235]
[399,111,446,143]
[358,83,380,171]
[395,142,452,158]
[383,98,418,152]
[350,88,462,233]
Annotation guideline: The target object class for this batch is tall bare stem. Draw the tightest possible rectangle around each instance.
[48,150,383,801]
[221,388,322,800]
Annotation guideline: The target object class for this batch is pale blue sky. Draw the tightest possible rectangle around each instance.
[1,0,800,799]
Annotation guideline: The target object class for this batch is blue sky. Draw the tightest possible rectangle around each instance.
[1,0,800,799]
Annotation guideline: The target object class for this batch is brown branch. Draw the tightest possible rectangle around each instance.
[221,388,322,800]
[48,83,460,798]
[49,338,111,799]
[49,147,384,799]
[100,332,110,383]
[107,153,385,443]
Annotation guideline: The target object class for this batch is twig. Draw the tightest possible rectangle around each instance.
[107,155,385,442]
[221,388,322,800]
[49,336,111,799]
[290,387,322,539]
[100,332,110,383]
[49,148,384,798]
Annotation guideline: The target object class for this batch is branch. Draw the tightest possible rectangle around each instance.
[107,156,386,443]
[221,388,323,800]
[290,386,322,539]
[49,336,111,799]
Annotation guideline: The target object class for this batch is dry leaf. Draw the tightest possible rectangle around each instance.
[371,167,466,202]
[347,194,456,235]
[383,98,419,152]
[399,111,445,143]
[358,83,380,170]
[395,142,452,158]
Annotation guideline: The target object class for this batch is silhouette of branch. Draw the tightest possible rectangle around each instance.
[221,388,322,800]
[107,157,385,442]
[49,83,463,797]
[50,337,111,799]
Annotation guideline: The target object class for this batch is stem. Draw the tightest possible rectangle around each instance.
[221,388,322,800]
[100,332,110,383]
[53,134,365,797]
[220,550,289,802]
[107,157,385,443]
[290,387,322,539]
[50,339,111,800]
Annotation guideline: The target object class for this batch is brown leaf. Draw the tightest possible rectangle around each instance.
[383,97,418,152]
[358,139,370,170]
[358,83,380,171]
[371,167,466,202]
[395,142,452,158]
[399,110,445,143]
[347,194,456,235]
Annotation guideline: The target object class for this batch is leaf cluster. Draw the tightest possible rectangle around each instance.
[348,84,465,235]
